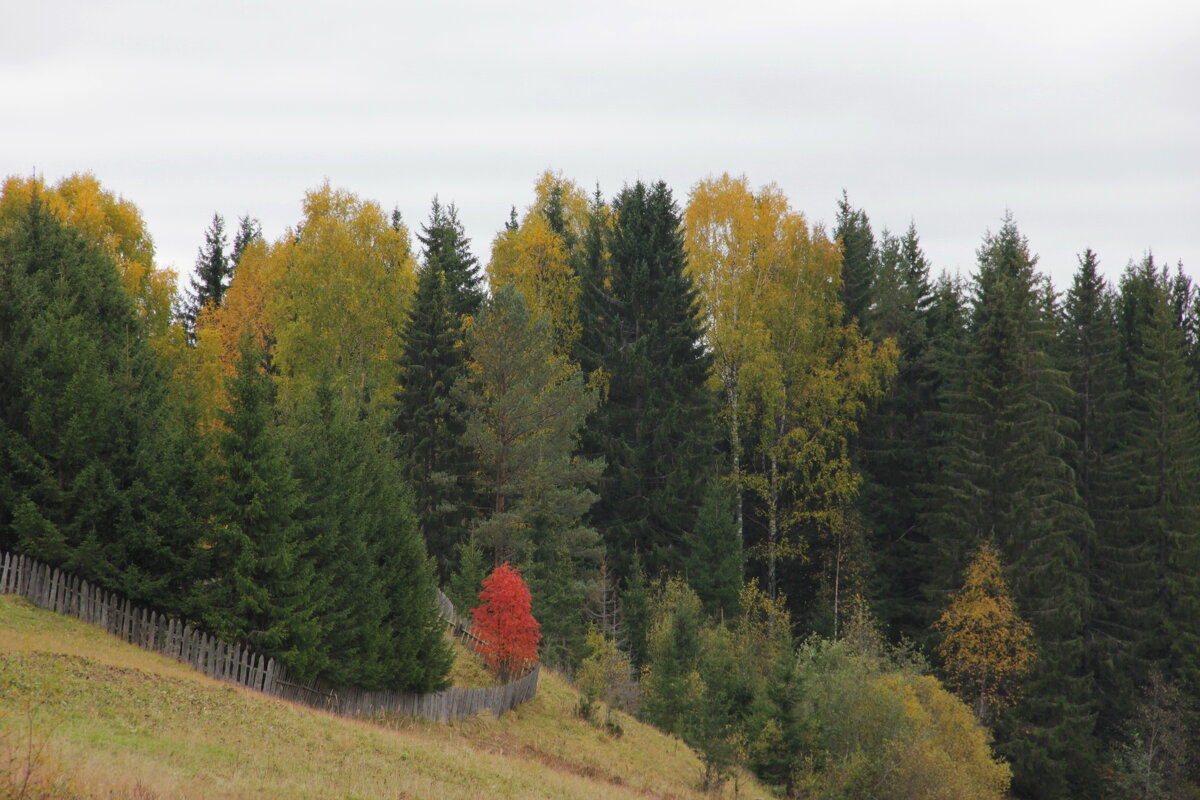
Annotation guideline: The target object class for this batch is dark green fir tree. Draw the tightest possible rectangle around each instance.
[924,215,1096,799]
[374,473,454,693]
[854,223,940,638]
[1115,258,1200,714]
[393,199,483,580]
[576,180,718,579]
[0,194,171,599]
[191,333,321,676]
[230,214,262,271]
[683,479,744,619]
[833,191,878,327]
[1061,249,1129,732]
[181,213,232,341]
[286,376,390,687]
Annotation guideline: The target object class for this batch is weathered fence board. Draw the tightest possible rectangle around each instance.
[0,549,537,723]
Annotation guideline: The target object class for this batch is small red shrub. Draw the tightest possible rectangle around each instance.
[471,562,541,679]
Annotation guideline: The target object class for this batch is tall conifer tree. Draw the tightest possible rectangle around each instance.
[834,191,878,326]
[1061,250,1129,731]
[577,180,718,579]
[393,199,482,579]
[855,223,939,637]
[1114,258,1200,713]
[182,213,232,341]
[286,378,391,687]
[924,216,1095,798]
[0,195,170,598]
[230,214,262,272]
[191,333,320,675]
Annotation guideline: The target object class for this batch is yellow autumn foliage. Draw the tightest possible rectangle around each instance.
[488,170,591,354]
[489,213,581,353]
[936,540,1036,723]
[786,640,1011,800]
[686,175,897,589]
[0,173,182,354]
[193,182,417,424]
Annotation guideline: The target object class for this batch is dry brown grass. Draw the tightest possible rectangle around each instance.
[0,595,769,799]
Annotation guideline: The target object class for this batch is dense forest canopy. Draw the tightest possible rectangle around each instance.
[1,169,1196,799]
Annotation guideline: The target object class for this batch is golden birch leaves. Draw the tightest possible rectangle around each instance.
[936,540,1036,724]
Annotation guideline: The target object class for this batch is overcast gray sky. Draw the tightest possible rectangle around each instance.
[5,0,1198,292]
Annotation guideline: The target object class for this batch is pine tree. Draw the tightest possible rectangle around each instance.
[181,213,232,341]
[577,180,719,579]
[834,191,878,326]
[393,199,482,580]
[458,286,601,563]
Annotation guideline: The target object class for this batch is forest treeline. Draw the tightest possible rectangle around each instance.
[0,170,1195,799]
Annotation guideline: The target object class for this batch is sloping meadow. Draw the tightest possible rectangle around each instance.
[0,595,767,799]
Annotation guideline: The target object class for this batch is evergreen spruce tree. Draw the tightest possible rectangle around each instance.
[448,539,487,617]
[181,213,232,341]
[639,578,705,736]
[393,199,482,580]
[523,540,588,668]
[578,186,609,286]
[192,333,321,676]
[1063,251,1123,521]
[286,377,390,687]
[374,474,454,693]
[1115,258,1200,714]
[923,216,1095,798]
[0,195,171,598]
[621,551,652,668]
[907,273,972,628]
[577,180,719,579]
[136,366,219,615]
[230,214,262,272]
[420,199,483,319]
[683,480,744,619]
[854,223,939,638]
[1061,249,1129,732]
[833,191,878,326]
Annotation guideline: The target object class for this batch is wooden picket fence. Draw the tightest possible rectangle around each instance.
[0,549,538,723]
[435,587,488,651]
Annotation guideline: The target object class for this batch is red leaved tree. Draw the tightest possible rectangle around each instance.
[471,562,541,680]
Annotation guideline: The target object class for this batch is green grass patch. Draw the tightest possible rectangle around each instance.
[0,595,768,799]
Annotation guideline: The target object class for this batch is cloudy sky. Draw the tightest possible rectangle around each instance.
[5,1,1198,291]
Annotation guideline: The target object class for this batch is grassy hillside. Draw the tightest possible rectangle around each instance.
[0,595,767,799]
